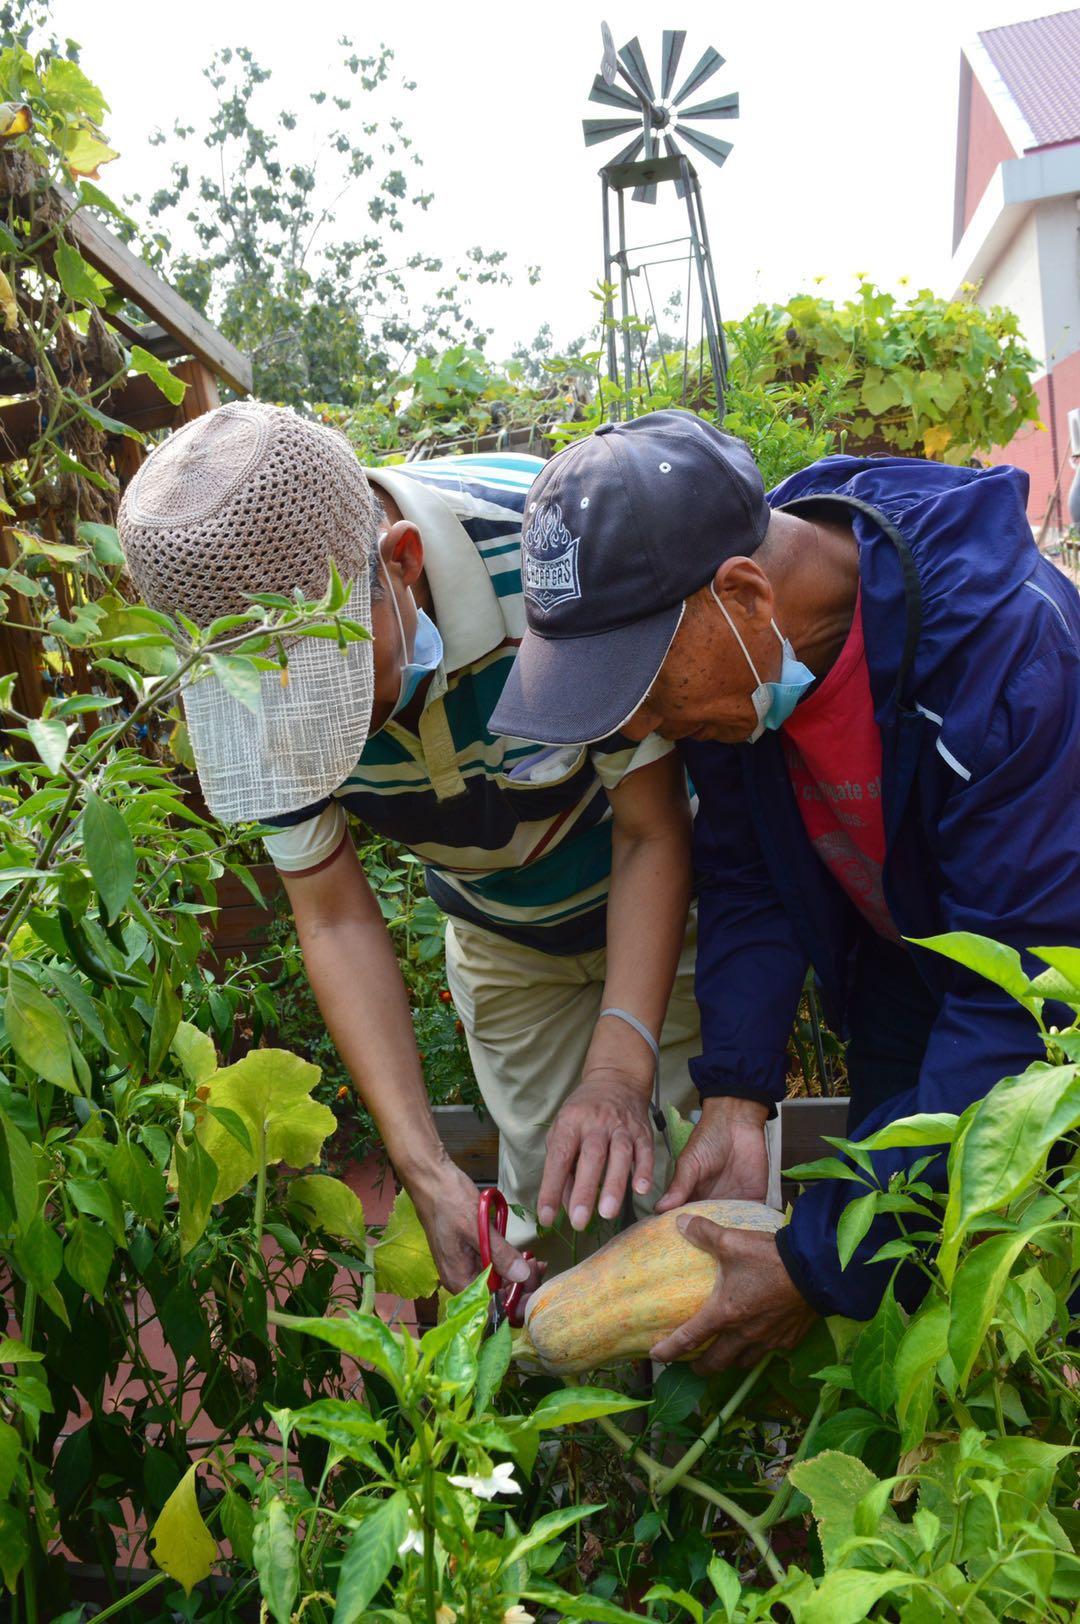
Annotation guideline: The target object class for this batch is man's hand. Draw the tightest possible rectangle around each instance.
[656,1096,770,1212]
[537,1073,655,1232]
[650,1219,817,1372]
[410,1158,532,1295]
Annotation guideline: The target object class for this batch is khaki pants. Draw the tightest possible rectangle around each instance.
[445,909,705,1268]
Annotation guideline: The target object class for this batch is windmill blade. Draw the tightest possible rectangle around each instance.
[673,47,725,106]
[663,133,690,197]
[618,35,656,103]
[675,123,733,168]
[589,73,640,111]
[583,116,642,148]
[678,91,739,121]
[660,30,686,98]
[600,21,618,83]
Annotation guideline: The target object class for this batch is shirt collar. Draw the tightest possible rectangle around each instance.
[366,464,506,673]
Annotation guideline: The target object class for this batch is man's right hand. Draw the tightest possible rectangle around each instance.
[409,1157,533,1295]
[655,1095,770,1212]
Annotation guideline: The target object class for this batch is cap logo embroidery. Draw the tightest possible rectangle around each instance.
[522,502,581,612]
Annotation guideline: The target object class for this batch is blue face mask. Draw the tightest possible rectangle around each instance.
[382,558,444,724]
[710,584,815,742]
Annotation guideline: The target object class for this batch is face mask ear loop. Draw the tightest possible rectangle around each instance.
[379,549,412,666]
[709,581,764,686]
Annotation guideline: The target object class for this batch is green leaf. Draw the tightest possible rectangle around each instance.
[374,1187,438,1298]
[649,1362,707,1429]
[523,1580,646,1624]
[82,791,135,923]
[219,1491,255,1568]
[76,521,124,567]
[853,1112,959,1151]
[150,1463,217,1596]
[948,1229,1042,1389]
[277,1310,405,1391]
[475,1315,512,1413]
[0,1338,43,1365]
[836,1191,878,1271]
[109,1138,165,1226]
[0,1504,28,1591]
[708,1555,743,1618]
[63,1217,114,1304]
[502,1504,597,1571]
[253,1497,298,1624]
[171,1021,217,1087]
[894,1301,949,1447]
[945,1064,1080,1259]
[128,345,186,406]
[0,1111,38,1235]
[789,1450,887,1567]
[71,395,141,439]
[664,1102,695,1157]
[0,1419,20,1501]
[208,653,263,713]
[333,1491,409,1622]
[909,931,1039,1010]
[176,1136,219,1256]
[26,717,70,774]
[287,1173,365,1249]
[799,1569,920,1624]
[290,1400,386,1467]
[54,241,105,307]
[850,1281,904,1414]
[13,1215,62,1296]
[148,970,182,1078]
[196,1049,334,1202]
[528,1387,646,1430]
[4,972,76,1090]
[643,1585,704,1624]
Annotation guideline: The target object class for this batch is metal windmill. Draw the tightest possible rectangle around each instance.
[583,26,738,416]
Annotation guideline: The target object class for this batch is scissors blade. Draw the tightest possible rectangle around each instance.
[485,1292,506,1336]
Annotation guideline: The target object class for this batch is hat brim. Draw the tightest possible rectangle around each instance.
[489,601,684,746]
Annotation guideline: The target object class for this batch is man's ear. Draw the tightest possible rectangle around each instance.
[379,520,424,589]
[711,555,773,628]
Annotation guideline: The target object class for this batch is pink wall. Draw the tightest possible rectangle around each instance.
[989,347,1080,532]
[962,74,1017,237]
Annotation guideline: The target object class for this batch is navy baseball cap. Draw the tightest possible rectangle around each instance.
[489,410,770,746]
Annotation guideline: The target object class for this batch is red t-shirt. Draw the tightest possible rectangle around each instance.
[781,594,900,941]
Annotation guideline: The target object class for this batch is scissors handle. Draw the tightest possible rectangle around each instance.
[477,1186,532,1327]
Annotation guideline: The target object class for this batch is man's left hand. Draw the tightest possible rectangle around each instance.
[537,1073,655,1232]
[649,1218,817,1372]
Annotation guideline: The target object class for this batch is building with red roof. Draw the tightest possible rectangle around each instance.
[952,8,1080,534]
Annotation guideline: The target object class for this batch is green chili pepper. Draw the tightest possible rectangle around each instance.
[58,908,145,989]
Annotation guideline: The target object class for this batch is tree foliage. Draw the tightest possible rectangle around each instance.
[137,40,520,406]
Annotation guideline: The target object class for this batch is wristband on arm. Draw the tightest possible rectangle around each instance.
[598,1006,670,1145]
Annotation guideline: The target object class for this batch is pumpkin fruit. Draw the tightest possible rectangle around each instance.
[515,1199,784,1375]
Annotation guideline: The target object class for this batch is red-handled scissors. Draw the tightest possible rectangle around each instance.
[477,1187,532,1328]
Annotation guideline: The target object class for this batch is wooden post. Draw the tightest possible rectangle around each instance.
[0,526,47,743]
[174,359,221,423]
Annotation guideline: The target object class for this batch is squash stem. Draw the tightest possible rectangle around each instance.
[654,1354,773,1498]
[594,1414,785,1584]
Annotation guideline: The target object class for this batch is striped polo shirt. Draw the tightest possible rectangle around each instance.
[263,452,670,954]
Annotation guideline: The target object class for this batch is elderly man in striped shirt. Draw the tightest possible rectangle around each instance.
[118,402,723,1291]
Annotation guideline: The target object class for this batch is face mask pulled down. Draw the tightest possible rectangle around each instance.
[380,555,444,725]
[710,583,814,742]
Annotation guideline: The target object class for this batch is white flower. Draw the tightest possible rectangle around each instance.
[447,1460,522,1500]
[436,1608,457,1624]
[503,1608,535,1624]
[397,1521,425,1557]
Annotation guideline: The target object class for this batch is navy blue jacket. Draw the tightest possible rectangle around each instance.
[680,454,1080,1320]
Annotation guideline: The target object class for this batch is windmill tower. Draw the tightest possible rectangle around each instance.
[584,26,738,418]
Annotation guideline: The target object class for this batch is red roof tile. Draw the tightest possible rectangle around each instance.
[978,8,1080,150]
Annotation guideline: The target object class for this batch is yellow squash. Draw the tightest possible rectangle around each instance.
[515,1200,784,1375]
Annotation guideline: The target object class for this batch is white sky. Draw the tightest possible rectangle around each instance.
[52,0,1050,362]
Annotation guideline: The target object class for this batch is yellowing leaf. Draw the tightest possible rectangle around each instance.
[0,270,17,332]
[922,423,952,458]
[197,1048,333,1202]
[171,1021,217,1088]
[374,1188,438,1299]
[287,1173,365,1249]
[0,103,31,139]
[150,1464,216,1595]
[63,127,119,179]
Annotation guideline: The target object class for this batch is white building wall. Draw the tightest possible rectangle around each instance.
[977,208,1046,368]
[1034,194,1080,368]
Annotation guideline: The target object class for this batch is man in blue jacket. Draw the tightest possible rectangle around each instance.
[490,408,1080,1367]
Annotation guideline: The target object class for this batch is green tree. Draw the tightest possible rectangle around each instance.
[137,40,513,406]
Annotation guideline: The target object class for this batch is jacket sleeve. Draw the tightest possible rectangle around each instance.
[685,744,808,1114]
[779,639,1080,1319]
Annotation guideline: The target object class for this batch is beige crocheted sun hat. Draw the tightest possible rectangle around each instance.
[119,401,381,824]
